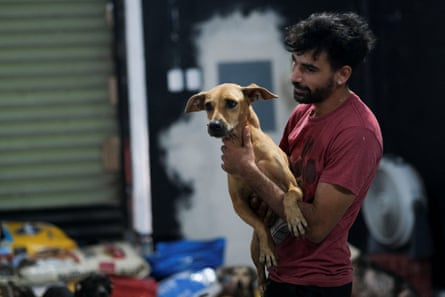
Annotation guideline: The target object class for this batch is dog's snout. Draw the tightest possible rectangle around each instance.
[208,120,228,138]
[208,120,223,131]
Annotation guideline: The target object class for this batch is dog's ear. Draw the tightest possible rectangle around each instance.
[185,93,206,113]
[242,83,279,102]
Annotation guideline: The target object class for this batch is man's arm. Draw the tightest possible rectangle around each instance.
[221,126,287,218]
[221,126,355,243]
[299,182,355,242]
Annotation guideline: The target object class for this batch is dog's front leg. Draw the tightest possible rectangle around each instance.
[258,156,307,237]
[283,184,307,236]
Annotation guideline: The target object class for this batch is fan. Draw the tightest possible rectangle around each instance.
[362,155,427,248]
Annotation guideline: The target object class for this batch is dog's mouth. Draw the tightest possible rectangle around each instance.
[207,120,232,138]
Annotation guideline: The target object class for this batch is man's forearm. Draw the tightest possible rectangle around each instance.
[243,164,287,219]
[244,163,324,242]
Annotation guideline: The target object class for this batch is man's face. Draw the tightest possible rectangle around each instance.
[291,50,336,104]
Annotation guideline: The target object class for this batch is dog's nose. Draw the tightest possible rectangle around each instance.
[208,120,227,138]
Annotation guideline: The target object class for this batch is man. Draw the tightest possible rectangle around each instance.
[221,12,383,297]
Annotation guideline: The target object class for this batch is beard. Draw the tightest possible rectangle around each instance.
[293,76,335,104]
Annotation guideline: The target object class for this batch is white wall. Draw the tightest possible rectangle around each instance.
[159,9,297,266]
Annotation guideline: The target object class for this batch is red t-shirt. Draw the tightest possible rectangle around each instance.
[270,91,383,287]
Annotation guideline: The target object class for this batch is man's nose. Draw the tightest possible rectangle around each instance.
[291,66,303,82]
[291,67,303,82]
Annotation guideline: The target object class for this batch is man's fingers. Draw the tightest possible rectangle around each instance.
[264,209,277,227]
[242,125,252,147]
[249,194,278,226]
[249,194,260,208]
[257,202,269,218]
[249,194,267,217]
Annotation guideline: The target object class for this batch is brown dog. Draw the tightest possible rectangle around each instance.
[216,265,257,297]
[184,83,307,290]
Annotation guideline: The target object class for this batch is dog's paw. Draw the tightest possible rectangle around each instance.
[286,207,308,237]
[283,189,307,237]
[259,247,277,268]
[287,219,307,237]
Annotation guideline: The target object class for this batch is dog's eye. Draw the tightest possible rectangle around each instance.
[204,102,213,111]
[225,99,237,109]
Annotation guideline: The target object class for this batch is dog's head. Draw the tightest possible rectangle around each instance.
[185,83,278,138]
[217,265,257,297]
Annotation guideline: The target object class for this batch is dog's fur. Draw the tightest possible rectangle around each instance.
[74,273,112,297]
[216,266,257,297]
[185,83,307,290]
[42,285,73,297]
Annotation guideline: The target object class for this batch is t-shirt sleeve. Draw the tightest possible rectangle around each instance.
[319,127,383,196]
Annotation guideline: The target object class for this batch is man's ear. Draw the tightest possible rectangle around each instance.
[184,93,206,113]
[335,65,352,86]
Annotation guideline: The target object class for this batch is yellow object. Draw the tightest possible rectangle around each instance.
[2,221,78,255]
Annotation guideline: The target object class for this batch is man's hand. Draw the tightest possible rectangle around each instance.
[249,193,278,227]
[221,125,287,223]
[220,125,256,176]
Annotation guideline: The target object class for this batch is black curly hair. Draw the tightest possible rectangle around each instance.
[284,12,376,71]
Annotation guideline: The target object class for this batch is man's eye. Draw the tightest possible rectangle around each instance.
[204,102,213,111]
[303,65,317,73]
[225,99,237,109]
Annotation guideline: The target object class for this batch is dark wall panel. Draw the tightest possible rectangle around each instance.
[368,0,445,287]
